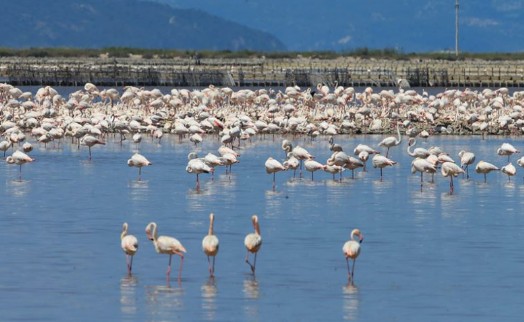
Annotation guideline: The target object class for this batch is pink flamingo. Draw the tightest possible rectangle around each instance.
[343,229,363,283]
[202,213,219,277]
[121,222,138,275]
[244,215,262,275]
[145,222,186,281]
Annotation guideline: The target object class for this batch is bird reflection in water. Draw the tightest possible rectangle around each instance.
[145,284,185,317]
[243,276,260,320]
[128,179,149,202]
[201,277,218,321]
[7,178,31,197]
[243,276,259,299]
[120,275,138,315]
[342,283,360,320]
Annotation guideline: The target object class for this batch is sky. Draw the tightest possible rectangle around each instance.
[152,0,524,52]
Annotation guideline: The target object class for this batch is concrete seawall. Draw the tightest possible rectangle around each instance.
[2,56,524,88]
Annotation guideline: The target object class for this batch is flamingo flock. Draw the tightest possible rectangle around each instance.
[3,82,524,285]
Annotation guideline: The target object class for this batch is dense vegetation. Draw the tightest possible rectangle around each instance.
[0,47,523,61]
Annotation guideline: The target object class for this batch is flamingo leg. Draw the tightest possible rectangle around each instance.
[88,146,92,160]
[18,165,22,181]
[346,257,351,278]
[351,259,357,281]
[380,168,383,181]
[138,167,142,181]
[484,173,487,183]
[178,255,184,281]
[167,254,173,276]
[212,256,216,276]
[273,173,276,190]
[420,172,423,191]
[450,176,454,194]
[196,173,200,190]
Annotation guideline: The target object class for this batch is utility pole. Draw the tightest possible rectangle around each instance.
[455,0,459,57]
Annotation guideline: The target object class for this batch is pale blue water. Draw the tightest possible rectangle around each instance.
[1,132,524,321]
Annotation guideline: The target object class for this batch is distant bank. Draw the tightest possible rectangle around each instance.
[2,56,524,88]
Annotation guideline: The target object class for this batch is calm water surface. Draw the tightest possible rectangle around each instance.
[1,132,524,321]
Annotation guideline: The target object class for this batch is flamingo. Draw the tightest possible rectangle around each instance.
[501,163,516,182]
[304,159,326,181]
[202,213,219,277]
[441,161,465,194]
[289,145,313,177]
[411,157,437,190]
[121,222,138,275]
[0,140,12,157]
[186,153,214,190]
[406,138,430,159]
[6,150,34,181]
[475,161,499,183]
[265,157,287,190]
[283,153,300,178]
[127,153,152,180]
[497,143,519,162]
[372,154,397,181]
[244,215,262,275]
[378,123,401,157]
[343,229,363,283]
[80,134,105,160]
[145,222,186,281]
[517,157,524,181]
[458,150,476,179]
[324,164,345,181]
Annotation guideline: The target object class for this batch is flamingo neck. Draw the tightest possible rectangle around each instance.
[208,215,214,235]
[121,224,128,240]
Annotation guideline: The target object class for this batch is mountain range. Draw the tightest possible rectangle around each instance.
[3,0,524,53]
[156,0,524,53]
[2,0,285,51]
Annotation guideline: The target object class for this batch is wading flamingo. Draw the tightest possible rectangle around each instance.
[441,161,465,194]
[497,143,519,162]
[378,123,401,157]
[121,222,138,275]
[145,222,186,281]
[475,160,499,183]
[343,229,363,283]
[202,213,219,277]
[458,150,475,179]
[6,150,34,181]
[372,154,397,181]
[244,215,262,275]
[265,157,287,190]
[411,157,437,191]
[127,153,152,181]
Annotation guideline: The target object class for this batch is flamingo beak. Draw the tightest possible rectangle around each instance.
[359,236,364,244]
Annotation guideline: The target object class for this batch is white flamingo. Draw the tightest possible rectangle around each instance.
[127,153,152,180]
[121,222,138,275]
[265,157,287,190]
[145,222,186,281]
[202,213,219,277]
[244,215,262,275]
[475,160,499,183]
[378,123,401,157]
[343,229,363,283]
[441,162,465,194]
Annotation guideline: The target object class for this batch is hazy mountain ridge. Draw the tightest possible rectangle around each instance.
[155,0,524,53]
[1,0,286,51]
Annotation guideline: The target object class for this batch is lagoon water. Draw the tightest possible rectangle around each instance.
[2,131,524,321]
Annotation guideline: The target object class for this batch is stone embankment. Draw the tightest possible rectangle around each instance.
[1,56,524,88]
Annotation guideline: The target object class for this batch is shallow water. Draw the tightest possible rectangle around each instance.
[1,133,524,321]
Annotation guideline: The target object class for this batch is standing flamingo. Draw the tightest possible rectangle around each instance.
[378,123,401,157]
[265,157,287,190]
[501,163,516,182]
[244,215,262,275]
[6,150,34,181]
[441,161,465,194]
[186,153,214,190]
[475,161,499,183]
[145,222,186,281]
[202,213,219,277]
[372,154,397,181]
[497,143,519,162]
[304,159,326,181]
[411,157,437,190]
[80,134,105,160]
[458,150,475,179]
[127,153,152,181]
[121,222,138,275]
[343,229,363,283]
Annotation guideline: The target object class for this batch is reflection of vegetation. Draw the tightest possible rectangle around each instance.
[0,47,524,61]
